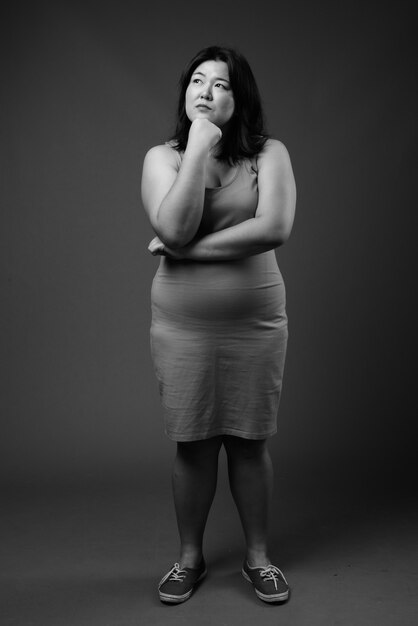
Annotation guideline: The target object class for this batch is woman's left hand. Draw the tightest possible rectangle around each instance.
[148,236,166,256]
[148,236,185,259]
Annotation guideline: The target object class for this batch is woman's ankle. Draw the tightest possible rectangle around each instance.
[179,546,204,569]
[246,547,270,568]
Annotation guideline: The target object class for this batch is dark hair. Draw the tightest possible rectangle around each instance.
[169,46,269,163]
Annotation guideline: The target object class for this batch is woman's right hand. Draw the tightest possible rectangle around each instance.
[188,118,222,152]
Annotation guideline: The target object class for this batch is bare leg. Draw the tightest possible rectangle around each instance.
[172,436,223,568]
[224,436,273,567]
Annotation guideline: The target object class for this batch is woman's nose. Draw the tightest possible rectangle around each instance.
[200,85,213,100]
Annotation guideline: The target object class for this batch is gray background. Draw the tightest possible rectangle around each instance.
[1,1,417,624]
[1,0,416,487]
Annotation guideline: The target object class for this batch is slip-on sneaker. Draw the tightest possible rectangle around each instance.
[242,561,289,603]
[158,560,207,604]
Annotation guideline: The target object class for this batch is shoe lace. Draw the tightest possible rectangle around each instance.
[166,563,187,583]
[259,565,282,590]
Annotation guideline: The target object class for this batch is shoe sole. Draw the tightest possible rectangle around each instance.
[159,568,207,604]
[242,568,289,603]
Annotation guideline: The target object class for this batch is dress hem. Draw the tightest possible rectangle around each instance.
[164,426,277,442]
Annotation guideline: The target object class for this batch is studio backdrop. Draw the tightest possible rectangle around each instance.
[1,0,416,488]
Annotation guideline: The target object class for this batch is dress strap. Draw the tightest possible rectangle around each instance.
[248,155,259,174]
[247,155,258,174]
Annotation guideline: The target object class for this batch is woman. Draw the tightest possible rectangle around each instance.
[141,46,296,604]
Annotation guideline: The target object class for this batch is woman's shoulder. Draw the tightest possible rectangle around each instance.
[144,142,182,168]
[256,138,292,168]
[258,137,289,156]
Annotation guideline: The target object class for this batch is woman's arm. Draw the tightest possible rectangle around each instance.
[141,119,222,249]
[150,139,296,260]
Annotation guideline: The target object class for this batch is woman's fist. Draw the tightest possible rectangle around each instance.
[188,118,222,150]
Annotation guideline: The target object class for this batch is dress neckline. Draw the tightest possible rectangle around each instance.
[205,164,241,191]
[165,143,254,191]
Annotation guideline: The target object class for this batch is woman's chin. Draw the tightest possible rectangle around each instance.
[192,111,213,120]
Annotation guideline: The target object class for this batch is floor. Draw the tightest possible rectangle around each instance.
[1,459,417,626]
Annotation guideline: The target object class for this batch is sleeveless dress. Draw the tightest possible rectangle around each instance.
[150,146,288,441]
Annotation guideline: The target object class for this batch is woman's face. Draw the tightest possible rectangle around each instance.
[185,59,235,129]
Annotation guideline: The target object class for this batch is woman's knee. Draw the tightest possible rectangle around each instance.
[223,436,268,461]
[177,436,223,463]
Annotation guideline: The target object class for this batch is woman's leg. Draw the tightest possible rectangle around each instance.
[172,436,223,568]
[224,436,273,567]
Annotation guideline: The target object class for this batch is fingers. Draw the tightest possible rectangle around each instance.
[148,236,165,256]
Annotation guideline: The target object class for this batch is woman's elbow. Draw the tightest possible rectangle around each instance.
[275,213,295,246]
[156,228,192,250]
[264,223,293,248]
[276,226,293,246]
[153,213,197,249]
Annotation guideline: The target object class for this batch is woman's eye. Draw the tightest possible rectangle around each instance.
[215,83,227,89]
[192,78,202,84]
